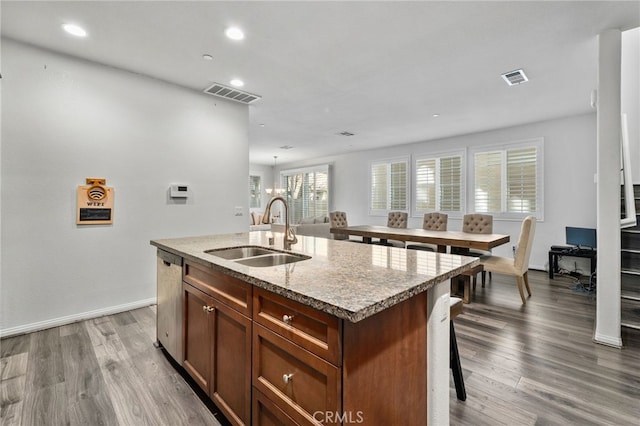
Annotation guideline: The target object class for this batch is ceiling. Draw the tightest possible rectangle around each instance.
[2,1,639,165]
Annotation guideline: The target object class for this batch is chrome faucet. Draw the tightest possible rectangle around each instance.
[261,196,297,250]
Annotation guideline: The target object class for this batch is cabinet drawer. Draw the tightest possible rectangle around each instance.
[253,324,340,426]
[253,288,341,365]
[253,388,300,426]
[184,261,252,316]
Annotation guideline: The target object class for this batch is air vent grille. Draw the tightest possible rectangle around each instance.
[338,131,355,136]
[501,69,528,86]
[203,83,262,104]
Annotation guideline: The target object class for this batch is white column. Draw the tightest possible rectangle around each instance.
[595,30,622,347]
[426,283,450,425]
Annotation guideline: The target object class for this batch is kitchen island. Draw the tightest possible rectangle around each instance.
[151,231,478,425]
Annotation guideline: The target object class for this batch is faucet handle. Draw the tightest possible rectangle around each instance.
[288,227,298,245]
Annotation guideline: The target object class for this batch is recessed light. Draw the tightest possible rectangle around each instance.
[225,27,244,41]
[62,23,87,37]
[432,114,440,118]
[259,124,266,127]
[230,79,244,87]
[202,54,213,61]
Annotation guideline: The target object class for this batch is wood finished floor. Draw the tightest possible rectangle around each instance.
[1,270,639,425]
[451,270,640,426]
[0,306,226,426]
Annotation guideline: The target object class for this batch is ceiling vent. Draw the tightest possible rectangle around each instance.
[203,83,262,104]
[338,131,355,136]
[501,69,528,86]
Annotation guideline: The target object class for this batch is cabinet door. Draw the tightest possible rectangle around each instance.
[183,283,214,393]
[211,301,252,426]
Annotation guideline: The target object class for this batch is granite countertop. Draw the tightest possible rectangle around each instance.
[151,231,479,322]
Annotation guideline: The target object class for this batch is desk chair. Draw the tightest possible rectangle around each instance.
[450,296,466,401]
[407,212,448,251]
[480,216,537,304]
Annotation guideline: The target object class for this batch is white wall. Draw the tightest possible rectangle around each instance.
[277,113,598,271]
[622,28,640,182]
[1,39,250,335]
[249,163,274,217]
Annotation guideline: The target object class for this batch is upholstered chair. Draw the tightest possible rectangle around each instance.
[455,214,494,282]
[329,211,349,240]
[407,212,448,251]
[480,216,537,304]
[387,211,408,228]
[381,211,408,247]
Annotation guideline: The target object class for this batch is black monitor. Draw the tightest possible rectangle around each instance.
[565,227,597,250]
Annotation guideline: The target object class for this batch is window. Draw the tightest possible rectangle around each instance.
[370,158,409,215]
[282,165,329,223]
[414,152,463,216]
[248,175,261,209]
[471,139,543,219]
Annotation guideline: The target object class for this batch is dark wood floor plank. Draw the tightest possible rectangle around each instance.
[84,316,166,426]
[0,375,25,426]
[60,325,119,426]
[0,334,30,358]
[23,328,65,390]
[20,382,70,426]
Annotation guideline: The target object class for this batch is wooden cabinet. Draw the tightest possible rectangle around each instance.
[182,262,252,426]
[181,261,429,425]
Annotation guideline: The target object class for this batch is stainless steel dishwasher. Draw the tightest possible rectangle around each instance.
[156,249,183,364]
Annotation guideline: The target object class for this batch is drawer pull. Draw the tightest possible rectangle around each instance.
[283,314,294,324]
[282,373,293,384]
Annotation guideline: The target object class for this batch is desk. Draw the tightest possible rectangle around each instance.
[548,247,597,279]
[330,225,510,253]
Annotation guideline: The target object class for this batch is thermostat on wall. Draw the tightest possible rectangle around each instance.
[170,184,189,198]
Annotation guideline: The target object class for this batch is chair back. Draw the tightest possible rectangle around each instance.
[387,212,408,228]
[462,214,493,234]
[514,216,536,273]
[423,213,448,231]
[330,211,349,240]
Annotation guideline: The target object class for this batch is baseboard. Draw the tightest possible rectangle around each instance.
[0,297,157,338]
[593,331,623,348]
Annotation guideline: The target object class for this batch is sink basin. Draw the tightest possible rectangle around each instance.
[205,245,311,268]
[205,246,278,260]
[234,253,311,268]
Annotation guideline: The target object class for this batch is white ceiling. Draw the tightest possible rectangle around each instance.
[2,1,639,165]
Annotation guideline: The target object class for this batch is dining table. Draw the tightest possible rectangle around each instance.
[330,224,510,253]
[330,224,511,303]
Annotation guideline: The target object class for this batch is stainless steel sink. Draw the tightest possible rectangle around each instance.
[205,245,311,267]
[205,246,278,260]
[234,253,311,267]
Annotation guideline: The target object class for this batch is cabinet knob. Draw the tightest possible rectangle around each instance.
[282,373,293,384]
[207,306,215,313]
[202,305,207,312]
[283,314,294,324]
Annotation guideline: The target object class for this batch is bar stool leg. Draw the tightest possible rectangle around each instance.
[450,321,466,401]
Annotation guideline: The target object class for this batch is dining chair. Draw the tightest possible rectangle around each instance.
[454,214,494,284]
[406,212,448,251]
[329,211,361,242]
[380,211,408,247]
[480,215,537,304]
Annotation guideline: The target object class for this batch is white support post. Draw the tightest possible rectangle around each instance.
[595,30,623,347]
